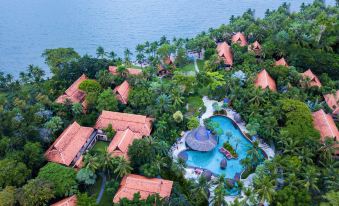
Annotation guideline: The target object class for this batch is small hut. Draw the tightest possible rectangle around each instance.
[185,126,217,152]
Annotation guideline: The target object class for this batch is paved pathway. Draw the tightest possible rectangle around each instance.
[194,57,200,73]
[96,173,107,204]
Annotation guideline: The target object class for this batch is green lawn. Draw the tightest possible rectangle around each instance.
[91,141,109,154]
[176,60,205,74]
[87,176,114,206]
[187,96,204,116]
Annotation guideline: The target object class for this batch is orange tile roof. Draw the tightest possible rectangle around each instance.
[301,69,322,87]
[312,109,339,154]
[109,66,142,76]
[217,42,233,66]
[324,91,339,115]
[254,69,277,91]
[252,41,261,50]
[107,129,142,159]
[56,74,87,104]
[231,32,248,46]
[113,174,173,203]
[45,122,94,166]
[275,57,289,67]
[51,195,77,206]
[114,80,130,104]
[95,111,153,136]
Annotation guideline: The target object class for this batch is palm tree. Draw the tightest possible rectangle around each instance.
[171,89,184,108]
[192,176,211,204]
[96,46,106,58]
[156,94,172,114]
[240,157,252,171]
[253,175,276,204]
[113,156,132,180]
[98,149,114,177]
[299,166,320,193]
[248,89,265,106]
[212,175,228,206]
[246,141,262,167]
[83,153,100,173]
[124,48,133,66]
[108,51,117,61]
[152,155,168,176]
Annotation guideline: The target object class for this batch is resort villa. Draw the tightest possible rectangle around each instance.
[217,42,233,67]
[275,57,289,67]
[44,121,96,168]
[231,32,248,46]
[254,69,277,91]
[108,66,142,76]
[113,80,130,104]
[113,174,173,203]
[107,129,142,159]
[324,90,339,115]
[312,109,339,156]
[55,74,88,111]
[301,69,322,88]
[248,41,262,57]
[51,195,77,206]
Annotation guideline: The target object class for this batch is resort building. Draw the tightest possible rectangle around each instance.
[44,122,96,168]
[95,111,153,136]
[301,69,322,88]
[109,66,142,76]
[254,69,277,92]
[275,57,289,67]
[113,174,173,203]
[185,126,217,152]
[51,195,77,206]
[324,90,339,115]
[312,109,339,155]
[55,74,88,110]
[113,80,130,104]
[248,41,262,56]
[157,56,175,76]
[231,32,247,46]
[107,128,142,159]
[217,42,233,67]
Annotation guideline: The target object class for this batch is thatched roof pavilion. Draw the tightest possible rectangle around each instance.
[185,126,217,152]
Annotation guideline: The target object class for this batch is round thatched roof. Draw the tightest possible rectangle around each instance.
[185,126,217,152]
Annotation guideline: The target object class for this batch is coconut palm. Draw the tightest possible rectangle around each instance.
[246,141,262,167]
[113,156,132,179]
[192,176,211,203]
[98,149,114,177]
[83,153,100,173]
[212,175,228,206]
[253,175,276,204]
[96,46,106,58]
[108,51,117,61]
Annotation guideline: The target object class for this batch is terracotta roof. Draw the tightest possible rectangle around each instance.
[275,57,289,67]
[301,69,322,87]
[108,66,142,76]
[113,174,173,203]
[254,69,277,91]
[95,111,153,136]
[45,122,94,166]
[252,41,261,50]
[56,74,87,104]
[107,129,142,158]
[51,195,77,206]
[164,56,174,65]
[312,109,339,142]
[114,81,130,104]
[324,91,339,115]
[217,42,233,66]
[231,32,247,46]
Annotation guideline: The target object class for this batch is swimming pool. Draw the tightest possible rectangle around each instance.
[184,115,264,179]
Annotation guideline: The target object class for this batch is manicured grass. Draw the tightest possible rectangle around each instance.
[178,63,195,73]
[91,141,109,154]
[196,59,205,71]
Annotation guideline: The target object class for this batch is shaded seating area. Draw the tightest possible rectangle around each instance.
[185,126,217,152]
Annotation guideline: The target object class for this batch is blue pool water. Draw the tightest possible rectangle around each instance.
[185,116,262,178]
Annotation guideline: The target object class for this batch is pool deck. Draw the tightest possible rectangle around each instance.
[171,96,275,204]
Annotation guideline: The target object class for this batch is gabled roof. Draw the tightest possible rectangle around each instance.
[45,122,94,166]
[324,91,339,115]
[301,69,322,87]
[109,66,142,76]
[95,111,153,136]
[56,74,87,104]
[252,41,261,50]
[114,81,130,104]
[113,174,173,203]
[107,129,142,158]
[51,195,77,206]
[254,69,277,91]
[312,109,339,142]
[275,57,289,67]
[231,32,248,46]
[217,42,233,66]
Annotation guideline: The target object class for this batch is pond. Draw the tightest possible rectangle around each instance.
[184,116,264,179]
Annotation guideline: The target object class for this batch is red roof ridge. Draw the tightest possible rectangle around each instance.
[217,42,233,66]
[312,109,339,142]
[275,57,288,67]
[323,90,339,115]
[302,69,322,87]
[114,80,130,104]
[51,195,77,206]
[254,69,277,91]
[108,66,142,76]
[231,32,248,46]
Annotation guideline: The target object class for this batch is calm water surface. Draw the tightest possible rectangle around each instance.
[0,0,335,76]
